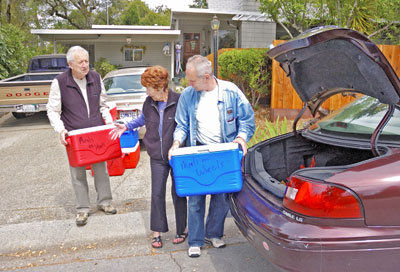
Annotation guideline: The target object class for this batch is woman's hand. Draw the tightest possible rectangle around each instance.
[110,123,127,140]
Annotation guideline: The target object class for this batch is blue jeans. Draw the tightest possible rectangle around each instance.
[187,193,230,247]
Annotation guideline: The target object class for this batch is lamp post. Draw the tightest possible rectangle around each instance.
[211,15,220,78]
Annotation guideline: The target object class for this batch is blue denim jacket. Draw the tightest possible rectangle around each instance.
[173,78,255,147]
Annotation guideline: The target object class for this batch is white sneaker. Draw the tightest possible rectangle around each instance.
[205,237,226,248]
[188,246,201,258]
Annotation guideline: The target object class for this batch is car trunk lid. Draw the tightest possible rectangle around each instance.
[267,26,400,114]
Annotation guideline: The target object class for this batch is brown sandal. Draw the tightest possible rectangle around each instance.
[152,236,163,248]
[173,233,187,244]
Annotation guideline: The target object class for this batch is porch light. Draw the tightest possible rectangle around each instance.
[211,15,220,31]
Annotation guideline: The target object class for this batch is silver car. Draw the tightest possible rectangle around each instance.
[103,67,148,139]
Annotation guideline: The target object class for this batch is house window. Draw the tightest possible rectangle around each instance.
[124,49,143,62]
[218,29,238,49]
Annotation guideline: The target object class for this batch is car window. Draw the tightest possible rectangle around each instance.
[29,57,68,71]
[309,95,400,142]
[104,74,146,94]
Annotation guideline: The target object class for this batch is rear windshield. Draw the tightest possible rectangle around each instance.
[103,75,146,95]
[29,57,68,72]
[309,96,400,143]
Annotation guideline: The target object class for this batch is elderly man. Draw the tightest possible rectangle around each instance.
[47,46,117,227]
[169,55,255,257]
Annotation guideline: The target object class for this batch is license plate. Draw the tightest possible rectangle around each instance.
[22,105,37,112]
[119,110,138,119]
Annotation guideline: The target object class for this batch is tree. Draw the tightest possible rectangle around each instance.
[0,24,41,79]
[119,0,170,26]
[0,0,41,29]
[368,0,400,43]
[258,0,400,43]
[37,0,101,29]
[189,0,208,9]
[93,0,128,25]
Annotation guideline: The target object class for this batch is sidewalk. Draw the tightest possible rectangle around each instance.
[0,208,240,253]
[0,211,147,253]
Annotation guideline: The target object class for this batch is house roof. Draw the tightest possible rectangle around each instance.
[31,26,180,43]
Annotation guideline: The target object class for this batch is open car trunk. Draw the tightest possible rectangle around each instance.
[246,132,379,198]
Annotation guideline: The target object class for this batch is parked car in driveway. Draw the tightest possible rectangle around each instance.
[103,67,148,138]
[230,26,400,272]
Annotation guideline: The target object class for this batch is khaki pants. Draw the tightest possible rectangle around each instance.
[68,161,113,213]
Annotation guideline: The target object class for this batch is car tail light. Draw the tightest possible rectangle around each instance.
[283,176,362,218]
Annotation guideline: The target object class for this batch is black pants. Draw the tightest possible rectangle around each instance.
[150,158,187,235]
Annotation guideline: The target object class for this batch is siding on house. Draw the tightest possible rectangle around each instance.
[238,0,261,12]
[208,0,240,11]
[240,21,276,48]
[95,42,171,74]
[208,0,260,12]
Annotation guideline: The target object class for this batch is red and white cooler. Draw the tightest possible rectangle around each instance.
[122,142,140,169]
[66,124,122,167]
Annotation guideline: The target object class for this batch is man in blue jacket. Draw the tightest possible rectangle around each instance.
[169,55,255,257]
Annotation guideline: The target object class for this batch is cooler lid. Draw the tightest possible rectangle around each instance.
[67,124,115,136]
[170,143,239,156]
[121,142,140,154]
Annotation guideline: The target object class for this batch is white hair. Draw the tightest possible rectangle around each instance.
[186,55,213,78]
[66,46,88,63]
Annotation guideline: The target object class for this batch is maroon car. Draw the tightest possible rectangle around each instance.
[230,26,400,271]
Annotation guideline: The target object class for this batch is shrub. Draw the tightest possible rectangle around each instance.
[94,58,120,78]
[218,49,272,107]
[0,24,39,79]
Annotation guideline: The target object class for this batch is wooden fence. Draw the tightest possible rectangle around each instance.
[270,40,400,118]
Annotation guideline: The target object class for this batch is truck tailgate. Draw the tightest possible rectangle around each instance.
[0,81,51,111]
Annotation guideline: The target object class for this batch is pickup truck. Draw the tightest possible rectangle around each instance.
[0,54,68,118]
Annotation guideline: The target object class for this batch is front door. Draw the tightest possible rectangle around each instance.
[183,33,200,70]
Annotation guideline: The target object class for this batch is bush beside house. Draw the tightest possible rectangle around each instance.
[217,49,272,108]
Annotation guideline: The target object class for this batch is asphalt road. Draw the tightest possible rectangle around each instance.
[0,112,282,272]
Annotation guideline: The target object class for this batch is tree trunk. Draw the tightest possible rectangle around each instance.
[0,0,2,25]
[6,0,10,24]
[277,20,293,39]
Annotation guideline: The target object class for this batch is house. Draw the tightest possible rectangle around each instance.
[31,0,276,79]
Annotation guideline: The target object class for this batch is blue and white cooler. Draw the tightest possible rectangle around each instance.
[169,142,243,197]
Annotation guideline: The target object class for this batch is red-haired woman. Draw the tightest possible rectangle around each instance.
[111,65,187,248]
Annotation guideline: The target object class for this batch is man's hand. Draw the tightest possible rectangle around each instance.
[233,136,247,156]
[60,129,68,146]
[109,123,127,140]
[168,140,180,160]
